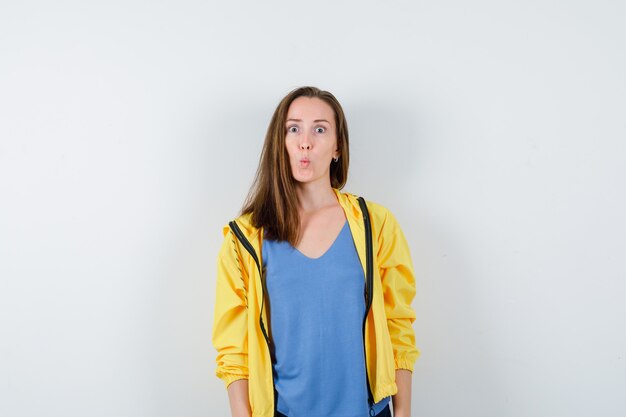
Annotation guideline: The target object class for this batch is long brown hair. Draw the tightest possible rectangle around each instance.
[240,86,350,245]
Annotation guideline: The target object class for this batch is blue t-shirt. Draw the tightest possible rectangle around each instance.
[262,220,390,417]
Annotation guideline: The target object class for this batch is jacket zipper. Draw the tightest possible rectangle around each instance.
[358,196,376,417]
[228,220,276,414]
[230,196,375,417]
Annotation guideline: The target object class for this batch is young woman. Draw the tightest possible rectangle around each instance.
[212,86,419,417]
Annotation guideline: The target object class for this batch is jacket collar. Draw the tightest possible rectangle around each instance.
[333,187,366,224]
[226,188,365,241]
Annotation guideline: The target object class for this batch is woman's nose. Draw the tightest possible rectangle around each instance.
[299,133,311,150]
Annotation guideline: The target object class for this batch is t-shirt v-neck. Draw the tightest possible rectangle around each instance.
[290,220,348,260]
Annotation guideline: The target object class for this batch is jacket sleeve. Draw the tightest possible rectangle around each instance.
[211,226,250,388]
[376,209,420,372]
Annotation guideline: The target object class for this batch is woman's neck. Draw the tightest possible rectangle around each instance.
[295,181,338,213]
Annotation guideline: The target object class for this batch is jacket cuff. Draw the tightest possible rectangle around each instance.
[394,353,417,372]
[218,372,249,389]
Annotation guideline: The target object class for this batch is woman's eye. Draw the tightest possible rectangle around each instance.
[315,126,326,134]
[287,126,298,133]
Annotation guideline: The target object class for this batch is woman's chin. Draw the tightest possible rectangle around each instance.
[293,170,315,183]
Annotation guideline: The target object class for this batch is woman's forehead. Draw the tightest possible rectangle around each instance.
[286,97,335,121]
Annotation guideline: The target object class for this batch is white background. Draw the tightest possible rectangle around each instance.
[1,1,625,416]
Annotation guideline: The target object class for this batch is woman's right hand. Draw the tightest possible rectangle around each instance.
[227,379,252,417]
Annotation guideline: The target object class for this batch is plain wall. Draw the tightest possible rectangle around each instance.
[1,1,625,416]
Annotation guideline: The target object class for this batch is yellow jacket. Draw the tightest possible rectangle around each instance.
[212,188,420,417]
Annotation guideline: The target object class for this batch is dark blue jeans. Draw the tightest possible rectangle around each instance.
[275,403,392,417]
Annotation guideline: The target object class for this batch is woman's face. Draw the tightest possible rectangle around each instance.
[284,96,339,187]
